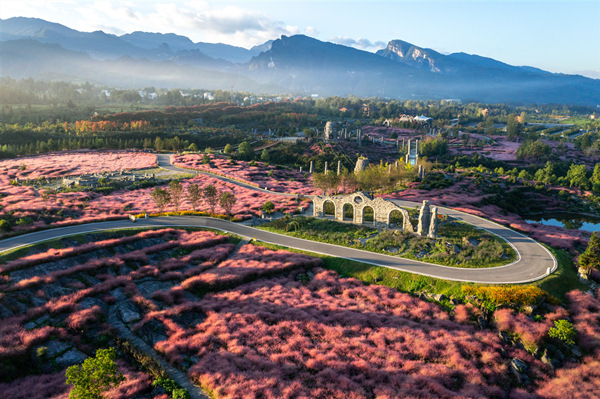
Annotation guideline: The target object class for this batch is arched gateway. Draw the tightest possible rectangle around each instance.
[313,192,414,233]
[313,192,439,237]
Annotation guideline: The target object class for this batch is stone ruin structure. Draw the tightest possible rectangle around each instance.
[313,192,440,238]
[324,121,336,141]
[354,157,369,174]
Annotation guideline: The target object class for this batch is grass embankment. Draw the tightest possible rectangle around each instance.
[253,240,584,308]
[258,216,516,268]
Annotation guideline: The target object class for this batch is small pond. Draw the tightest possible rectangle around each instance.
[525,213,600,232]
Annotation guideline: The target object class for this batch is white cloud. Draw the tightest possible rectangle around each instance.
[1,1,296,48]
[329,36,387,52]
[305,26,318,36]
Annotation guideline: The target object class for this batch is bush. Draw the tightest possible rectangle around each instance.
[65,348,124,399]
[262,201,275,214]
[16,217,33,226]
[462,285,549,306]
[0,219,11,231]
[548,319,577,345]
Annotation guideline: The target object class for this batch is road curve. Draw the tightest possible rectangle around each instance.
[0,215,556,284]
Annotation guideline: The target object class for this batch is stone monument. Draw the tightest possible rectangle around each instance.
[428,206,439,238]
[417,200,431,236]
[354,157,369,174]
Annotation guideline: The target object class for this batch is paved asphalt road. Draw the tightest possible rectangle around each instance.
[0,215,556,284]
[0,153,556,284]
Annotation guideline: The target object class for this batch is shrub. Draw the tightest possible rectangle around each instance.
[65,348,124,399]
[548,320,577,345]
[0,219,11,231]
[462,285,549,306]
[262,201,275,214]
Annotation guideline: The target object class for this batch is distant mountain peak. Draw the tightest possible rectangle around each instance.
[376,39,444,73]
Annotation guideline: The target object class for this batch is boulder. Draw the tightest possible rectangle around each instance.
[55,348,88,368]
[117,300,141,324]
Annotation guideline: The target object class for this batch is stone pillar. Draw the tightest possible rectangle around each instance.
[395,161,399,169]
[388,164,392,174]
[428,206,439,238]
[309,161,314,174]
[299,166,303,174]
[418,164,424,179]
[417,200,431,236]
[354,157,369,174]
[324,161,329,174]
[337,160,342,175]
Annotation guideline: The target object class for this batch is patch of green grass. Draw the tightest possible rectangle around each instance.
[531,246,587,303]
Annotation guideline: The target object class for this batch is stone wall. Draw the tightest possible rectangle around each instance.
[312,191,413,232]
[312,193,439,237]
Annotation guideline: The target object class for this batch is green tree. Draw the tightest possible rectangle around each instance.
[202,154,211,164]
[188,143,198,152]
[592,164,600,192]
[223,143,233,154]
[151,187,171,214]
[154,136,164,151]
[219,191,237,217]
[203,184,219,214]
[579,232,600,273]
[169,180,184,212]
[506,114,523,140]
[65,348,124,399]
[260,148,270,163]
[237,141,254,161]
[262,201,275,214]
[566,164,590,190]
[548,320,577,346]
[186,183,202,212]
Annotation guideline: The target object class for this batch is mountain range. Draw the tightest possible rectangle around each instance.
[1,17,598,106]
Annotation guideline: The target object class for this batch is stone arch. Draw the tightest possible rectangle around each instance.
[342,203,354,221]
[323,200,335,217]
[362,205,375,224]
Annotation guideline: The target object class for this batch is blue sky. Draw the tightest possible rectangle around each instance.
[1,0,599,77]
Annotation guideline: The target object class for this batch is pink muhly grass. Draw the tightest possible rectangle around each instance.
[66,305,102,330]
[0,370,69,399]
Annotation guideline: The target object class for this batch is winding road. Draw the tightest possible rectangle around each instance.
[0,154,557,284]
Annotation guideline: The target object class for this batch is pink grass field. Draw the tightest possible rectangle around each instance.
[0,151,308,237]
[172,153,317,195]
[1,227,599,398]
[0,150,157,179]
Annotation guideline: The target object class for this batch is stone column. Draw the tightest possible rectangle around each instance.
[388,164,392,174]
[428,206,439,238]
[417,200,431,236]
[395,161,399,169]
[418,164,423,179]
[324,161,328,174]
[309,161,314,174]
[337,160,342,175]
[299,166,303,174]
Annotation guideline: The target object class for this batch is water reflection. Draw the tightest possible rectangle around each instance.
[526,213,600,232]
